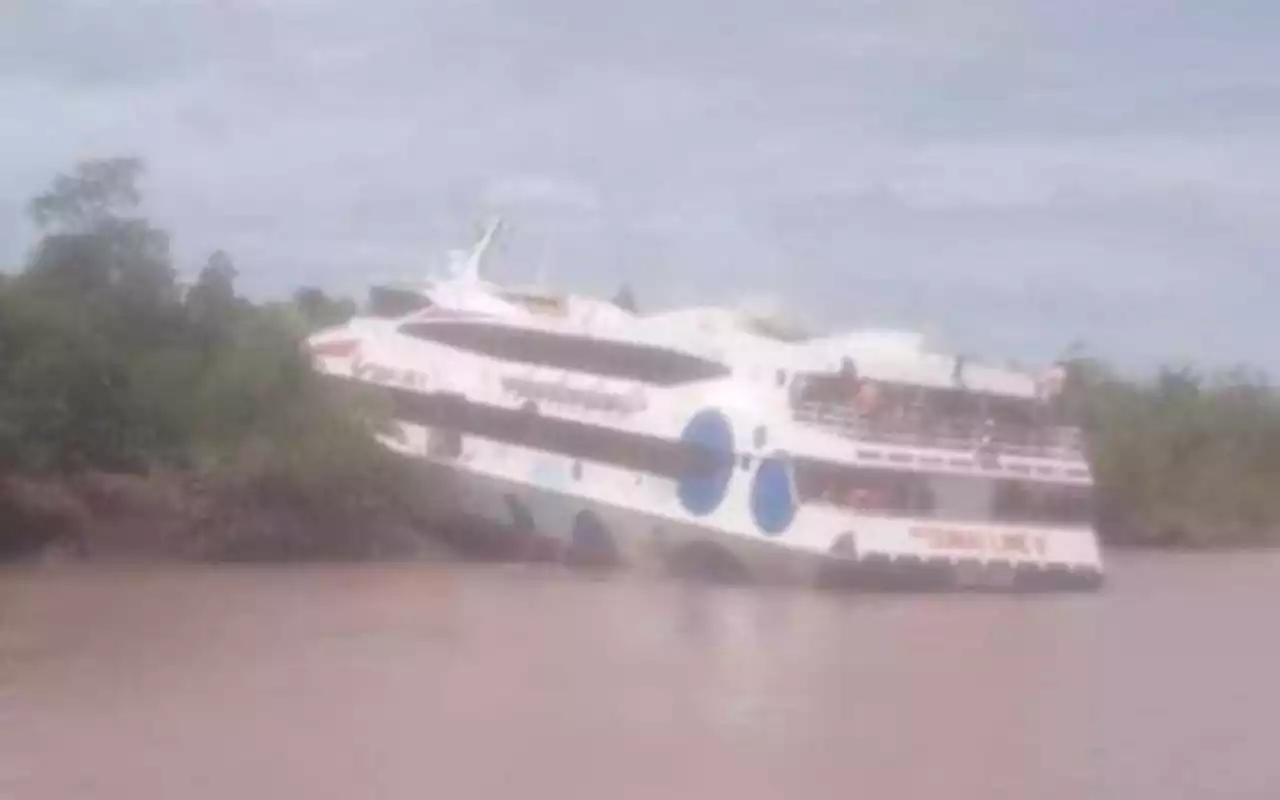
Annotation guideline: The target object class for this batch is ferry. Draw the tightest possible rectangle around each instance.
[306,222,1104,591]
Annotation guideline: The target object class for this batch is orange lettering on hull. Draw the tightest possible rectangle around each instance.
[910,526,1049,558]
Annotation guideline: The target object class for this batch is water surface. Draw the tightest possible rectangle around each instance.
[2,554,1276,799]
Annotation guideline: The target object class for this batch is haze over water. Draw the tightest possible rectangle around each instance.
[3,554,1278,799]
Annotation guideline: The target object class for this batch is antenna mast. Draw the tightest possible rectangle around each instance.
[451,216,502,282]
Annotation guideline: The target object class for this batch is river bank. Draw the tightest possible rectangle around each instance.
[4,469,1273,569]
[0,471,465,564]
[6,157,1280,559]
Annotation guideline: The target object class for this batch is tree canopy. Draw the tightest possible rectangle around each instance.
[2,156,1280,548]
[0,157,380,505]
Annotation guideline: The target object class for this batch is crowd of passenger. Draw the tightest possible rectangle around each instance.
[790,371,1081,456]
[795,462,1094,526]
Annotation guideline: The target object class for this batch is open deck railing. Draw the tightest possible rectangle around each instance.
[792,402,1085,462]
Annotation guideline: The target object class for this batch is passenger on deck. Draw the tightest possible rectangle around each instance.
[853,381,880,418]
[848,486,883,511]
[844,486,863,509]
[978,417,996,447]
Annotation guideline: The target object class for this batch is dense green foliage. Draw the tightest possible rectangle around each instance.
[2,157,1279,549]
[0,157,399,510]
[1061,359,1280,546]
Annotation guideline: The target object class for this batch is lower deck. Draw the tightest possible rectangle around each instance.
[396,437,1105,593]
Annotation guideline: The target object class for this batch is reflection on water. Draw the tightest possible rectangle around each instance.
[3,554,1280,799]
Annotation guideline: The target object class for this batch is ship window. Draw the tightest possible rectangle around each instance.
[793,460,936,517]
[374,383,723,480]
[928,473,992,521]
[366,286,434,318]
[792,457,1093,526]
[426,428,463,459]
[398,322,731,386]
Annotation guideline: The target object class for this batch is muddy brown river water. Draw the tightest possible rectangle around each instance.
[2,553,1277,799]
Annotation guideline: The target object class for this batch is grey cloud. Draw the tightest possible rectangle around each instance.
[1,0,1279,371]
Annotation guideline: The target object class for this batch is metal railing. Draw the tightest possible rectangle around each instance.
[792,402,1085,461]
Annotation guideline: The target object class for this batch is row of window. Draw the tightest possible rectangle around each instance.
[397,321,733,387]
[363,382,1096,528]
[388,388,716,478]
[793,457,1093,526]
[366,286,434,318]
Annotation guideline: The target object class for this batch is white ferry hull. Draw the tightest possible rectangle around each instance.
[305,275,1105,593]
[390,434,1104,593]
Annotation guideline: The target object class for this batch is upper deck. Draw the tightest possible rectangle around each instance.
[791,387,1084,463]
[786,339,1083,466]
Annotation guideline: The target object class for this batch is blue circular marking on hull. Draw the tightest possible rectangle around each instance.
[751,452,797,536]
[677,408,735,517]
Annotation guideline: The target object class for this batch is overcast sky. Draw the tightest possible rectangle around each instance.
[1,0,1277,372]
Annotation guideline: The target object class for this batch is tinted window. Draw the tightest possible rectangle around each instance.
[369,384,718,478]
[794,456,1093,526]
[399,322,730,386]
[795,459,935,516]
[367,287,433,318]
